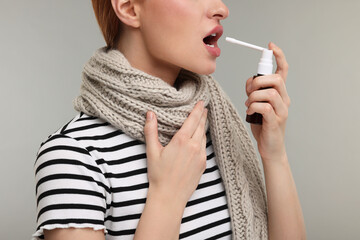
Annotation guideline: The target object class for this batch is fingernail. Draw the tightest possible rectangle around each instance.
[147,111,153,121]
[245,100,249,106]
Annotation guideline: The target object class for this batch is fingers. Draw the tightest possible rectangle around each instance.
[202,132,207,152]
[268,42,289,81]
[246,102,277,124]
[245,88,288,119]
[177,101,206,139]
[245,64,291,124]
[246,74,291,107]
[192,108,208,142]
[201,131,207,168]
[144,101,207,161]
[144,111,162,159]
[245,76,253,97]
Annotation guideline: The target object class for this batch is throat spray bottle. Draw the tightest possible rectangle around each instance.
[225,37,273,125]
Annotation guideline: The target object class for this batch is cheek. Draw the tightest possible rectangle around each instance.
[160,0,197,19]
[143,0,200,33]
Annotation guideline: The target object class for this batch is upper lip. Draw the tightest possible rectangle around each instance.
[203,25,224,43]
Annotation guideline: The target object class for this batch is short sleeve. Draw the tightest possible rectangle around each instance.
[32,133,110,240]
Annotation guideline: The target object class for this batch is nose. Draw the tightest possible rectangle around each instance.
[208,0,229,20]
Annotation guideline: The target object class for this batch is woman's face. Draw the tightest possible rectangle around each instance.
[137,0,229,76]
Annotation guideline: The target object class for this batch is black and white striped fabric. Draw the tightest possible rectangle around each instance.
[33,112,232,239]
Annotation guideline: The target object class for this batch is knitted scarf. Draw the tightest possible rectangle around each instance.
[74,47,268,239]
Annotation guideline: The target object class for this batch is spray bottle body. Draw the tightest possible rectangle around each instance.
[246,74,269,125]
[246,49,273,125]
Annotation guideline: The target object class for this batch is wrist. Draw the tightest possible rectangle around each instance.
[147,185,187,212]
[135,185,186,240]
[261,151,288,169]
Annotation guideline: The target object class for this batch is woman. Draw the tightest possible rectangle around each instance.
[33,0,306,239]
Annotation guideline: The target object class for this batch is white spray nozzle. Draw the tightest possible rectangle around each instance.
[225,37,265,51]
[225,36,273,75]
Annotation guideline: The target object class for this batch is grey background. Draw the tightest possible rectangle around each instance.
[1,0,359,239]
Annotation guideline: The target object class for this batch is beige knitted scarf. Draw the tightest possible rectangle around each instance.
[74,47,268,239]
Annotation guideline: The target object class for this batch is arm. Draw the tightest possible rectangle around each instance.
[245,42,306,239]
[262,154,306,240]
[134,101,208,239]
[133,187,186,240]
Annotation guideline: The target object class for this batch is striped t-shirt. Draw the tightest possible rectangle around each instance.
[33,112,232,239]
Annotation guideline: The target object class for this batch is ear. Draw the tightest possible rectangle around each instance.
[111,0,141,28]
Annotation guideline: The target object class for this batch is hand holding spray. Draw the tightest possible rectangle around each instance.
[225,37,273,125]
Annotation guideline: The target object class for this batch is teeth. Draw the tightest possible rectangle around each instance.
[210,33,216,37]
[207,44,215,48]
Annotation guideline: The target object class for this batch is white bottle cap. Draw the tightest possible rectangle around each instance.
[257,49,273,75]
[225,37,274,75]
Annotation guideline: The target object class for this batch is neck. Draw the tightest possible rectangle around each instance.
[116,28,180,87]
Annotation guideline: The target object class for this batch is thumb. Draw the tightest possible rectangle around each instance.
[144,111,162,158]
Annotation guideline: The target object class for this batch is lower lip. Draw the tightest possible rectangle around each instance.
[204,43,221,57]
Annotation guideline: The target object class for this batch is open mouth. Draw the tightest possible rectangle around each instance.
[203,26,223,56]
[203,33,218,48]
[203,26,223,48]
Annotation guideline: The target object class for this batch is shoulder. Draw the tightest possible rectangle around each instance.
[36,112,121,159]
[35,112,145,177]
[49,112,116,141]
[32,113,111,240]
[34,113,114,189]
[34,112,118,188]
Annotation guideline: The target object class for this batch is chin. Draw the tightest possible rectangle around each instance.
[189,62,216,75]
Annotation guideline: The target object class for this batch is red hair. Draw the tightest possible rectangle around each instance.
[91,0,122,49]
